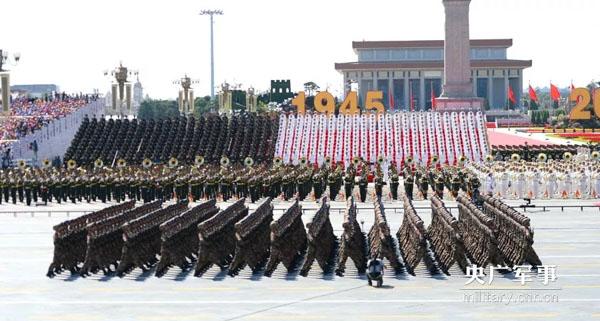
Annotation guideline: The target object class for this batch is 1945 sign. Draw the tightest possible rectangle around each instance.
[292,91,385,115]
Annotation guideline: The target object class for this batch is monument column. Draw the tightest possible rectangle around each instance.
[436,0,483,111]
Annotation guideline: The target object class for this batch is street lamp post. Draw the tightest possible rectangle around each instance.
[200,9,223,99]
[104,63,138,118]
[173,75,199,115]
[0,49,20,114]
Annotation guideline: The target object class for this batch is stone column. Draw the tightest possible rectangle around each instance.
[404,72,410,110]
[440,0,473,98]
[487,72,493,108]
[517,71,523,108]
[504,70,509,108]
[419,73,425,111]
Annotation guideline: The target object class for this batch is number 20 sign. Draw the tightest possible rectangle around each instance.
[570,88,600,120]
[291,91,385,115]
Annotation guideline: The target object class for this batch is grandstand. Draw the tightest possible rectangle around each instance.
[1,95,102,166]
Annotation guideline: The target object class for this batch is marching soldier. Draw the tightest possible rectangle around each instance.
[344,163,356,199]
[451,174,461,199]
[328,164,343,201]
[374,166,385,199]
[389,164,400,200]
[358,166,368,203]
[313,169,325,200]
[434,174,445,199]
[403,167,414,201]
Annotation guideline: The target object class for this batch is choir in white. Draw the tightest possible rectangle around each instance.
[469,152,600,200]
[274,111,490,168]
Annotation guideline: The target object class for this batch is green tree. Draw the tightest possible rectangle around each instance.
[194,96,214,116]
[138,101,154,119]
[138,99,179,120]
[303,82,320,96]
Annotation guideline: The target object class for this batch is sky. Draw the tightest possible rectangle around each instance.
[3,0,599,99]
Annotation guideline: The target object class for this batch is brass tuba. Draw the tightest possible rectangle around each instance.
[42,159,51,169]
[94,158,104,169]
[220,156,230,167]
[299,157,307,167]
[563,152,573,161]
[142,158,153,169]
[194,155,205,167]
[537,153,547,163]
[168,157,178,168]
[67,159,77,170]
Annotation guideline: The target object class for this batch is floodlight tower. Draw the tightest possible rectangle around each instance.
[200,9,223,99]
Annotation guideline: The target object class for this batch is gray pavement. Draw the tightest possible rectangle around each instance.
[0,198,599,321]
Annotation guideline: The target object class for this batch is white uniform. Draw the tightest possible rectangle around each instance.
[532,172,542,199]
[500,172,510,199]
[564,173,573,199]
[593,172,600,198]
[557,173,566,198]
[546,173,557,199]
[516,173,526,199]
[579,172,589,199]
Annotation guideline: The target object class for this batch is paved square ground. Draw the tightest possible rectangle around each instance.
[0,199,599,321]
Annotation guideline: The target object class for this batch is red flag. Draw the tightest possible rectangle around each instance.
[388,89,394,111]
[508,85,516,105]
[550,83,561,101]
[570,82,576,92]
[410,87,414,112]
[431,85,437,110]
[528,85,538,103]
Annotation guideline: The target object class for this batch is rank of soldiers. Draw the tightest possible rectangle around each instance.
[46,188,541,279]
[2,155,480,208]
